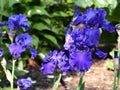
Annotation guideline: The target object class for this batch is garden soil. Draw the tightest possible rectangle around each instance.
[25,58,114,90]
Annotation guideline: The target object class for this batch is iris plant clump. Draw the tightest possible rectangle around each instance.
[41,7,115,75]
[0,14,37,59]
[0,14,37,90]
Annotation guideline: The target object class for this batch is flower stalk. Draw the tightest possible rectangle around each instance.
[11,59,16,90]
[77,72,85,90]
[52,73,62,90]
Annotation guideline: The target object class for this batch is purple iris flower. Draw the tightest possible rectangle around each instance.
[64,25,72,36]
[41,50,58,74]
[57,50,70,75]
[0,48,3,57]
[0,22,7,26]
[8,14,30,30]
[101,20,115,32]
[71,28,87,48]
[27,46,37,59]
[69,50,92,72]
[9,43,26,58]
[15,33,33,47]
[17,78,32,90]
[85,27,100,47]
[72,7,115,32]
[93,47,107,59]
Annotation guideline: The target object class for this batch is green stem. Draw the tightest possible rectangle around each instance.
[52,73,62,90]
[113,70,117,90]
[77,72,85,90]
[11,59,16,90]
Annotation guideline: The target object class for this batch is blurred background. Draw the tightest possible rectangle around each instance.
[0,0,120,56]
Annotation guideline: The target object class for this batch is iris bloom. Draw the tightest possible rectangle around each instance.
[17,78,32,90]
[41,50,58,74]
[8,14,30,30]
[15,33,33,47]
[9,43,25,58]
[9,33,37,59]
[72,7,115,32]
[69,50,92,72]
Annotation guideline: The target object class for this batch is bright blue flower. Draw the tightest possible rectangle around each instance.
[0,48,3,57]
[15,33,33,47]
[73,6,81,18]
[0,22,7,26]
[9,43,25,58]
[17,78,32,90]
[72,7,115,32]
[27,46,37,59]
[93,47,107,59]
[8,14,30,30]
[101,20,115,32]
[85,27,100,47]
[71,28,87,48]
[69,50,92,72]
[41,50,58,74]
[57,50,70,75]
[64,25,72,36]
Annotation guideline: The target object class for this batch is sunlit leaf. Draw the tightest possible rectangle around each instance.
[27,6,49,17]
[73,0,93,8]
[8,0,19,7]
[33,23,51,30]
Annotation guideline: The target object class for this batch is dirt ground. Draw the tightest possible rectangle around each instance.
[24,58,114,90]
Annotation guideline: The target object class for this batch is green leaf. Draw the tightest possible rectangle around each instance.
[27,6,49,17]
[33,23,51,30]
[105,60,114,70]
[31,35,39,49]
[52,11,71,17]
[41,0,57,6]
[8,0,19,7]
[73,0,93,8]
[77,73,85,90]
[93,0,117,13]
[52,73,62,90]
[43,34,58,46]
[109,48,117,59]
[3,87,12,90]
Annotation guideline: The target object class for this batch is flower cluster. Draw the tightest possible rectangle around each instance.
[0,14,37,59]
[9,33,36,59]
[17,78,32,90]
[41,7,115,75]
